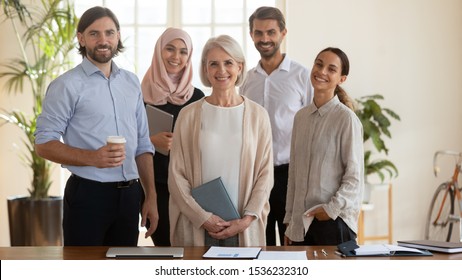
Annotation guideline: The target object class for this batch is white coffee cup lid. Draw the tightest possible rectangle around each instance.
[106,136,126,144]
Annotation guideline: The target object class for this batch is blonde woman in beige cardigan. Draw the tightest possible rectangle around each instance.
[168,35,274,246]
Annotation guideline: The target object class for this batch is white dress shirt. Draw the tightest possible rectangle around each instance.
[240,55,313,166]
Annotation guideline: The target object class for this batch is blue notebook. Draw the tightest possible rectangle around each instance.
[191,177,240,221]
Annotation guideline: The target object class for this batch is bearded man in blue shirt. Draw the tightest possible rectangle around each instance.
[35,6,159,246]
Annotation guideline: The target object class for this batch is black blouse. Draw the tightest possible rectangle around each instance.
[148,87,205,185]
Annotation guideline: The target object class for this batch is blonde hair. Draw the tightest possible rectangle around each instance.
[199,35,247,87]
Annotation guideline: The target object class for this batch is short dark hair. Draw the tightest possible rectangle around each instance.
[77,6,124,58]
[249,6,286,33]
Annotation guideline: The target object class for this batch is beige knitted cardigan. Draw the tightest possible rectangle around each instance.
[168,96,274,246]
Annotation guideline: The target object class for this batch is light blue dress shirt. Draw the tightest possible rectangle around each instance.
[35,57,154,182]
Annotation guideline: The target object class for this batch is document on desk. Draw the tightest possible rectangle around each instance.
[353,244,432,256]
[203,246,261,259]
[256,251,307,260]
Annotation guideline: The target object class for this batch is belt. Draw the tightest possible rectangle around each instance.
[114,179,139,188]
[71,174,139,189]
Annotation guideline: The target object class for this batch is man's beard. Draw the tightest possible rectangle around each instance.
[87,44,117,63]
[255,41,280,58]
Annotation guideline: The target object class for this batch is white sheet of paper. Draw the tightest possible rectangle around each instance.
[354,244,424,256]
[203,246,261,259]
[256,251,308,260]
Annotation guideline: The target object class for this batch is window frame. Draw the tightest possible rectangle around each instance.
[74,0,285,89]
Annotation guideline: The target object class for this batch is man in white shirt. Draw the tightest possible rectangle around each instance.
[240,6,313,246]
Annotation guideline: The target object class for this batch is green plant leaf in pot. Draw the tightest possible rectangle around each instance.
[355,94,401,183]
[0,0,78,199]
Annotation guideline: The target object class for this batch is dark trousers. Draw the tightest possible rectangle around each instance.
[291,217,356,246]
[266,164,289,246]
[63,175,142,246]
[149,180,171,246]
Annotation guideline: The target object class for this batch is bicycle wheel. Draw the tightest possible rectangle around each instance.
[425,182,455,241]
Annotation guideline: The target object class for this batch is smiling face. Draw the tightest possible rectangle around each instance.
[250,19,286,58]
[204,47,242,91]
[161,38,189,75]
[311,51,347,94]
[77,16,120,65]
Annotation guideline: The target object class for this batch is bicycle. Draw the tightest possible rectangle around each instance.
[425,150,462,242]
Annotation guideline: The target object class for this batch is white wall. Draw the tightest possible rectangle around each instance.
[1,0,462,245]
[286,0,462,241]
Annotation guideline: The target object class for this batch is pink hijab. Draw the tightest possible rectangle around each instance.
[142,28,194,105]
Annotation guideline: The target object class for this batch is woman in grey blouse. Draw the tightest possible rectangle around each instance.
[283,47,364,245]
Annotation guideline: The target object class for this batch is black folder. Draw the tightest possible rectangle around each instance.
[337,240,433,257]
[191,177,240,221]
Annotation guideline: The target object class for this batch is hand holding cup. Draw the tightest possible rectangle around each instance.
[106,136,126,167]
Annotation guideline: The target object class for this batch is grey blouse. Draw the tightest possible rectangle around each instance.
[284,95,364,242]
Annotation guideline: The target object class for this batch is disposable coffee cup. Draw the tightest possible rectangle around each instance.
[106,136,126,145]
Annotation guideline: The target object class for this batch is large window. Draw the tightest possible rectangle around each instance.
[74,0,281,91]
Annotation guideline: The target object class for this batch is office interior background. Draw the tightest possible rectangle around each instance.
[1,0,461,246]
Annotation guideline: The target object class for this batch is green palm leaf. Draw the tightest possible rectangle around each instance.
[356,94,401,182]
[0,0,77,199]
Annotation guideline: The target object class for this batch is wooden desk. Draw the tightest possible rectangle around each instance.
[1,246,461,260]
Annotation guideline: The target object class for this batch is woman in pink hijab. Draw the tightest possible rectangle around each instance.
[141,28,204,246]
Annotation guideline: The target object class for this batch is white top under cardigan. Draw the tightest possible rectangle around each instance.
[200,101,244,211]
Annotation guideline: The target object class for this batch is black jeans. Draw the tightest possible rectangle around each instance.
[63,175,142,246]
[148,180,170,246]
[266,164,289,246]
[291,217,356,246]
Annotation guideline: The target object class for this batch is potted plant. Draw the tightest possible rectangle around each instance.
[355,94,401,202]
[0,0,77,245]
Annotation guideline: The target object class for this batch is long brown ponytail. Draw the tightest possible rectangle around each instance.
[336,86,355,111]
